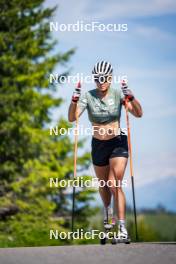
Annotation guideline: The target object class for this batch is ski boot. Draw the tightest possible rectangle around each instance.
[111,224,131,244]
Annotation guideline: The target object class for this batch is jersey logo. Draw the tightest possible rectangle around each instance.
[95,103,101,108]
[108,99,114,105]
[120,128,127,135]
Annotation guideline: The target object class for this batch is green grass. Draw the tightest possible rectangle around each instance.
[0,210,175,247]
[89,209,176,242]
[143,213,176,241]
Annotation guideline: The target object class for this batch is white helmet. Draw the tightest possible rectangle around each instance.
[92,61,113,77]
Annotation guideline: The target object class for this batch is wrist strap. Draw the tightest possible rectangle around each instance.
[122,96,135,105]
[72,97,78,103]
[127,95,135,102]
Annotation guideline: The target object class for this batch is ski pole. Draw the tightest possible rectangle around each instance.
[124,98,138,241]
[71,81,81,234]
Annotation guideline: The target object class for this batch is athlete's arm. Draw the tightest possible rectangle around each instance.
[68,83,87,122]
[121,80,143,118]
[68,102,81,122]
[125,99,143,118]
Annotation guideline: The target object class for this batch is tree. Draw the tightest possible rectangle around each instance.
[0,0,97,247]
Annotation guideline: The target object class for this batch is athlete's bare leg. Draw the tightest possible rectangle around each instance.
[108,157,128,220]
[93,165,111,208]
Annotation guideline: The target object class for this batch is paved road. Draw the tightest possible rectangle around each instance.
[0,243,176,264]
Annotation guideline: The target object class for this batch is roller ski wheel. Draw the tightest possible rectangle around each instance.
[100,237,107,245]
[111,236,131,245]
[111,237,117,245]
[100,224,114,245]
[100,230,111,245]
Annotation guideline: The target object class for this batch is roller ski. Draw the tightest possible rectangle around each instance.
[100,207,116,245]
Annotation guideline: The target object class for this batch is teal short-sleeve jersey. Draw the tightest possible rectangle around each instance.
[78,87,124,124]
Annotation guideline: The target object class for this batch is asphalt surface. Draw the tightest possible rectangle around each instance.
[0,243,176,264]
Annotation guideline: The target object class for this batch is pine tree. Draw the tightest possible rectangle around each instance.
[0,0,97,247]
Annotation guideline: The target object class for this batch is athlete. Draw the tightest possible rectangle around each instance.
[68,61,143,239]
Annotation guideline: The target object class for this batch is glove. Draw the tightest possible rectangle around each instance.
[121,80,135,101]
[72,81,81,103]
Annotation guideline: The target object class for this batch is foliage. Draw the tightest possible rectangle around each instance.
[0,0,97,247]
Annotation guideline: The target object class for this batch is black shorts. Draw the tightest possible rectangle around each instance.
[91,135,129,166]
